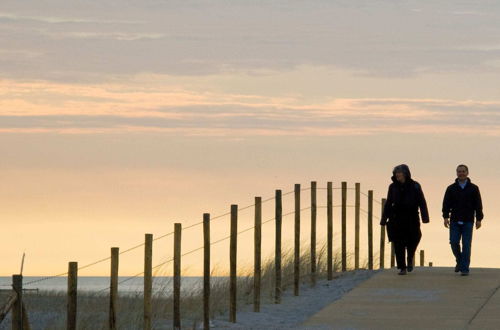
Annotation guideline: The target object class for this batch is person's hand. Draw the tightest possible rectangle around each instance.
[423,218,430,224]
[444,218,450,228]
[380,219,387,226]
[476,220,482,229]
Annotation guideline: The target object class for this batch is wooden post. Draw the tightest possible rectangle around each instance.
[390,243,395,268]
[144,234,153,330]
[294,184,301,296]
[253,198,262,312]
[109,247,119,330]
[203,213,211,328]
[420,250,425,267]
[21,302,31,330]
[429,262,433,267]
[379,199,386,269]
[67,262,78,330]
[229,205,238,322]
[367,190,374,270]
[341,182,347,272]
[12,274,23,330]
[310,181,317,286]
[275,190,282,304]
[354,183,360,270]
[173,223,182,330]
[327,182,333,280]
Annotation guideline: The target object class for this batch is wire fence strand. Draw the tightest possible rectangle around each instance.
[22,187,304,286]
[98,205,313,292]
[19,185,383,289]
[360,191,383,205]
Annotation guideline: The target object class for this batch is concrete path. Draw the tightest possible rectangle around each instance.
[303,267,500,330]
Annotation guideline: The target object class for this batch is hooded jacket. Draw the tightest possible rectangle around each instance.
[442,177,483,223]
[381,165,430,241]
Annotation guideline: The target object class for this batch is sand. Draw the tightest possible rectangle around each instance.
[211,270,376,330]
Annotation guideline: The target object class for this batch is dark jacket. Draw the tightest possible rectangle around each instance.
[442,178,483,223]
[381,165,430,242]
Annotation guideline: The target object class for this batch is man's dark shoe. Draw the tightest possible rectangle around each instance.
[407,265,414,272]
[454,264,460,273]
[460,271,469,276]
[398,269,408,275]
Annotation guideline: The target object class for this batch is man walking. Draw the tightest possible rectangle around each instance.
[442,164,483,276]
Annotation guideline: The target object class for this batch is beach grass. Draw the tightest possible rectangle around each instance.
[0,242,369,330]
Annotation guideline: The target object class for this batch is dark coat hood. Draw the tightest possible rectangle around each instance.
[391,164,412,183]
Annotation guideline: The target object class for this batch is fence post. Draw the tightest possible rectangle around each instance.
[420,250,425,267]
[109,247,119,330]
[354,183,360,270]
[310,181,317,286]
[203,213,211,329]
[144,233,153,330]
[367,190,374,270]
[253,198,262,312]
[390,243,395,268]
[67,262,78,330]
[173,223,182,330]
[380,199,386,269]
[21,302,30,330]
[341,182,347,272]
[294,184,301,296]
[429,262,433,267]
[327,182,333,280]
[275,190,282,304]
[12,274,23,330]
[229,205,238,322]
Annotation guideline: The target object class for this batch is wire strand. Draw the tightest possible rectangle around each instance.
[360,191,383,204]
[98,205,313,292]
[22,186,377,288]
[24,187,301,286]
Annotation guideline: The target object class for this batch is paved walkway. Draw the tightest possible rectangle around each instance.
[303,267,500,330]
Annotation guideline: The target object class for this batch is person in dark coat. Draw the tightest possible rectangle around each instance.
[442,164,483,276]
[381,164,430,275]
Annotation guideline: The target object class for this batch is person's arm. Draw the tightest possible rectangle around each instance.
[416,183,430,223]
[442,186,451,228]
[475,186,484,229]
[381,185,392,226]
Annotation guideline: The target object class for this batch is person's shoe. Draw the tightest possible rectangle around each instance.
[398,269,408,275]
[407,265,414,272]
[454,264,460,273]
[460,271,469,276]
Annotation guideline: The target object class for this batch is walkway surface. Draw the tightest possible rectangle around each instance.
[303,267,500,330]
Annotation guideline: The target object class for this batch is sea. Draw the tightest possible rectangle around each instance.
[0,276,220,295]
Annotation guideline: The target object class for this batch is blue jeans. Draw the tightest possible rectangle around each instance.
[450,221,474,273]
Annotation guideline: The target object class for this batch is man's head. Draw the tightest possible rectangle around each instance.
[456,164,469,181]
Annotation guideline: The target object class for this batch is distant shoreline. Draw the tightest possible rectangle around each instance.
[0,276,230,294]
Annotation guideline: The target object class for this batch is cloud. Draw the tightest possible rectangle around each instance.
[0,12,143,24]
[1,1,500,81]
[37,31,166,41]
[1,79,499,136]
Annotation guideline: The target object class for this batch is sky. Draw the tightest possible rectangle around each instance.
[1,0,500,278]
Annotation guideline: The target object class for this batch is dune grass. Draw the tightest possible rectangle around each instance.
[0,242,372,330]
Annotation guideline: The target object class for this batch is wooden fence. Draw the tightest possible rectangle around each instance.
[0,181,430,329]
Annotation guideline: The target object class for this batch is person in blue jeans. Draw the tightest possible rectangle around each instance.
[442,164,483,276]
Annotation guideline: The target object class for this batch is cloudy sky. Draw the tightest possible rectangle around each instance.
[1,0,500,277]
